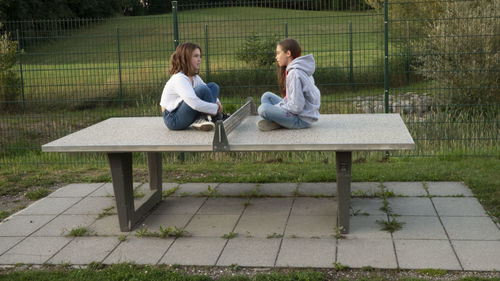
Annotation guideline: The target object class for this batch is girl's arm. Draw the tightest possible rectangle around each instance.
[174,75,218,115]
[284,71,306,114]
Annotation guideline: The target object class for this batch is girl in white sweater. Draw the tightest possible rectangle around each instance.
[160,42,223,131]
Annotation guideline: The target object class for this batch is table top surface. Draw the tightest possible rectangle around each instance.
[42,114,415,152]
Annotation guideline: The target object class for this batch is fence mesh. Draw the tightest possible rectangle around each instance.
[0,0,498,165]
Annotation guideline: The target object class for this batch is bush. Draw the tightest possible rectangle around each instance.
[237,32,280,68]
[0,28,22,112]
[412,0,500,110]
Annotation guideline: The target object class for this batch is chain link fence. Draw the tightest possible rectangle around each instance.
[0,0,498,164]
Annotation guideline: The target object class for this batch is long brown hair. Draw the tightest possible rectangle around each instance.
[169,42,201,76]
[277,38,301,96]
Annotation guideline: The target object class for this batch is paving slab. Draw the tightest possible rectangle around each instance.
[382,182,427,196]
[345,215,392,240]
[441,217,500,240]
[89,183,143,197]
[49,183,105,198]
[244,198,293,216]
[63,197,116,215]
[160,237,226,266]
[0,237,24,256]
[152,197,206,215]
[297,182,336,196]
[395,240,461,270]
[217,183,260,196]
[426,182,474,197]
[337,239,397,269]
[49,237,120,265]
[392,216,448,240]
[234,214,288,238]
[217,237,280,267]
[140,214,193,233]
[0,237,71,265]
[432,197,488,216]
[184,215,240,237]
[0,215,55,236]
[276,238,336,268]
[452,240,500,271]
[104,237,173,265]
[351,182,381,197]
[173,183,219,197]
[285,215,336,238]
[387,197,436,216]
[18,197,81,215]
[257,183,298,196]
[197,198,247,215]
[291,198,337,216]
[91,215,131,236]
[350,198,385,215]
[32,215,97,237]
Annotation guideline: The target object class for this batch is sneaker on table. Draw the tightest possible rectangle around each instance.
[191,117,215,131]
[257,119,281,131]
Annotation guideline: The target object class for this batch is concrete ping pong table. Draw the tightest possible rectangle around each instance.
[42,98,415,233]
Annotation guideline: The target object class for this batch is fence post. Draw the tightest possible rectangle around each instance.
[204,24,210,81]
[349,22,354,91]
[406,20,411,84]
[384,0,389,114]
[384,0,390,159]
[116,28,123,108]
[284,22,288,38]
[172,1,179,49]
[16,29,26,113]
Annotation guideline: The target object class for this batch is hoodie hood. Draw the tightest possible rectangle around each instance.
[286,54,315,76]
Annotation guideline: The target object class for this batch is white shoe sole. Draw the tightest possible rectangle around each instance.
[192,123,214,131]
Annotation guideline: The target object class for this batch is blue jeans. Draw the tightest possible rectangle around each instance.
[163,82,220,130]
[258,92,311,129]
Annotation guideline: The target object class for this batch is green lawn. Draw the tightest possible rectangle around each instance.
[18,7,387,102]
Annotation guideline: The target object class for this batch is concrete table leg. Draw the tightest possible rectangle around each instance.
[108,152,163,232]
[336,151,352,234]
[108,152,135,232]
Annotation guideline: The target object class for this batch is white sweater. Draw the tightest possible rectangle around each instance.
[159,72,218,115]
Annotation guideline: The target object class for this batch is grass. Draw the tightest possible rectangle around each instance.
[2,262,497,281]
[24,188,49,200]
[13,7,393,108]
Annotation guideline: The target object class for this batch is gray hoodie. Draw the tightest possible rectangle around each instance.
[278,54,321,123]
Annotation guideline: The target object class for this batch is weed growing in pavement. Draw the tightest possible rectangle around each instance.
[97,206,114,219]
[377,217,405,233]
[66,226,92,237]
[222,232,238,239]
[333,261,349,271]
[266,232,283,239]
[199,185,218,197]
[118,235,127,242]
[135,225,188,238]
[162,186,179,198]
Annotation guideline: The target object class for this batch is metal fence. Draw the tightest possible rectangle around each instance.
[0,0,498,164]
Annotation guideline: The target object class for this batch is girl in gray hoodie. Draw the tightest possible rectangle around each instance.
[257,38,321,131]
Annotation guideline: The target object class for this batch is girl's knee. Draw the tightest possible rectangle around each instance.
[258,103,272,118]
[206,82,219,94]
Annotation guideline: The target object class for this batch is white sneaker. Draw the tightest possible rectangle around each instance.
[257,120,281,131]
[191,117,215,131]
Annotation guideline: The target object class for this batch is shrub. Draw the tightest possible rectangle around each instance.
[412,0,500,110]
[237,32,280,68]
[0,28,22,112]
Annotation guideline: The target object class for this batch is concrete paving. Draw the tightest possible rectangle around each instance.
[0,182,499,271]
